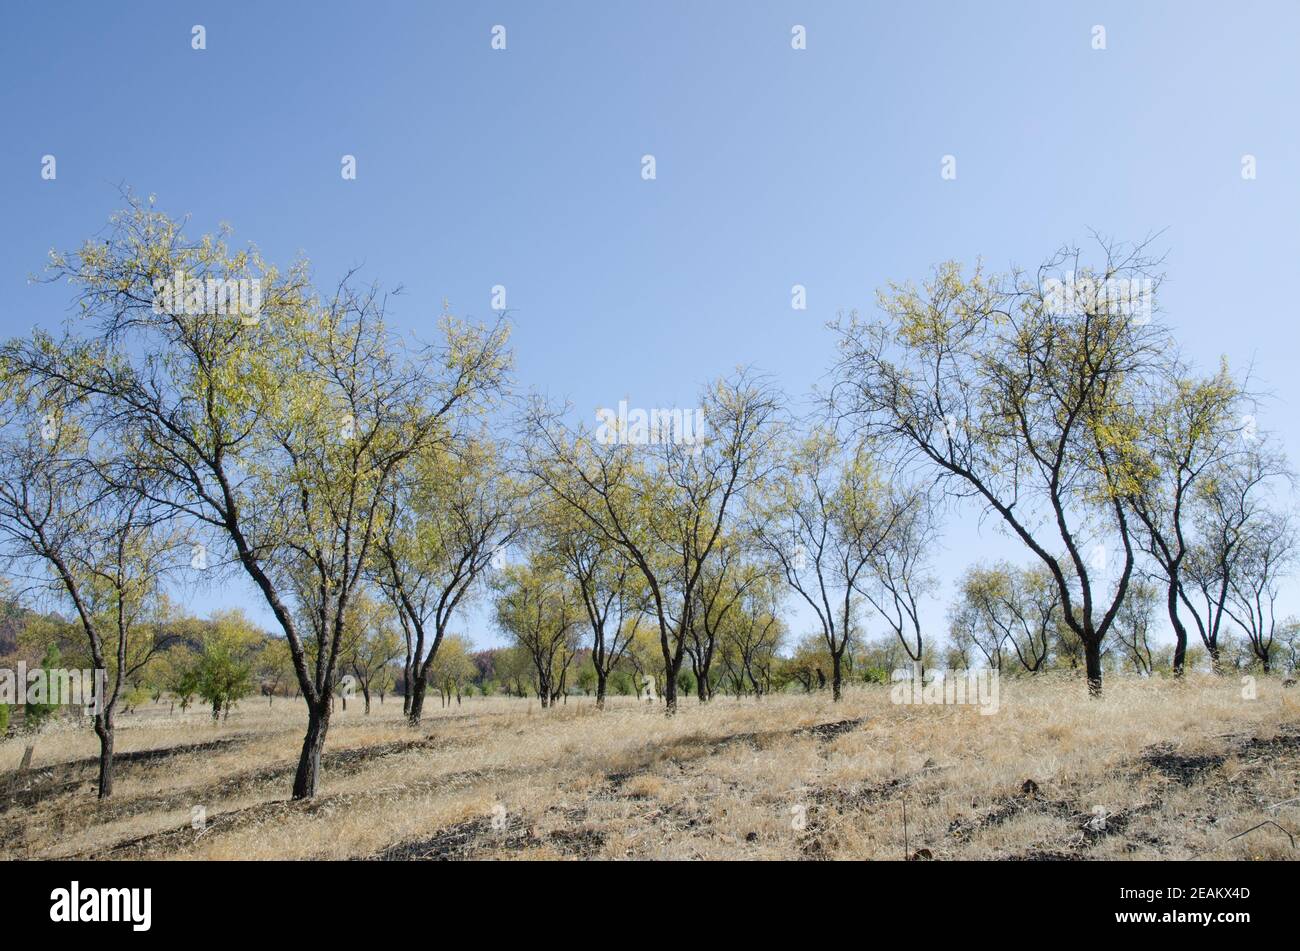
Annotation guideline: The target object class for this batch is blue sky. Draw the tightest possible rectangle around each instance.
[3,1,1298,650]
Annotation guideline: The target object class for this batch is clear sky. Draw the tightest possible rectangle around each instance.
[3,1,1298,650]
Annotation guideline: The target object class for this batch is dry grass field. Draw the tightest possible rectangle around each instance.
[2,675,1299,861]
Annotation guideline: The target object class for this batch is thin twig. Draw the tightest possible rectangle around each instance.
[1227,820,1296,849]
[903,798,909,860]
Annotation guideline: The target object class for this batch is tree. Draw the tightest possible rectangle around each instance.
[8,197,511,797]
[832,240,1171,694]
[168,648,201,712]
[1275,618,1300,675]
[373,436,524,724]
[22,642,63,729]
[948,580,1004,672]
[194,610,261,720]
[427,634,476,707]
[526,370,782,713]
[717,579,784,698]
[257,637,294,705]
[0,393,175,797]
[1121,360,1245,674]
[343,595,402,714]
[786,634,832,693]
[856,480,938,676]
[950,562,1061,673]
[493,562,578,707]
[623,623,664,702]
[541,503,642,709]
[858,632,933,678]
[492,645,534,699]
[752,430,918,699]
[1182,444,1293,671]
[1112,579,1159,675]
[685,533,762,701]
[1223,507,1295,672]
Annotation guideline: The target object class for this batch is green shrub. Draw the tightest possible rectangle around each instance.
[24,642,62,730]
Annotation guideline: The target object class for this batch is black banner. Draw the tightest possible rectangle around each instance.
[3,859,1274,938]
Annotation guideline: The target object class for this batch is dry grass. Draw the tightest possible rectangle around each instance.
[2,675,1299,861]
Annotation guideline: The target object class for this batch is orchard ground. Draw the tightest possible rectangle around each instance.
[2,675,1298,861]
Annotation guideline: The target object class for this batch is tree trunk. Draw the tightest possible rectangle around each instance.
[407,674,428,725]
[362,685,372,715]
[1084,638,1103,697]
[595,670,607,710]
[1167,583,1187,676]
[93,714,114,800]
[831,652,843,702]
[292,702,330,800]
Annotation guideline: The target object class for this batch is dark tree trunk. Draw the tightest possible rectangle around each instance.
[292,702,330,800]
[408,674,428,725]
[1085,637,1103,697]
[93,714,114,800]
[400,657,410,717]
[1167,582,1187,676]
[831,652,843,702]
[595,670,607,710]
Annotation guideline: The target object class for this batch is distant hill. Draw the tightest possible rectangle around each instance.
[0,599,94,661]
[0,598,42,657]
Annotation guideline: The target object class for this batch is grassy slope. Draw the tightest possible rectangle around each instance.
[2,675,1298,860]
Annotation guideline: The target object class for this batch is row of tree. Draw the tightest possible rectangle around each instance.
[0,200,1293,802]
[9,582,1289,736]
